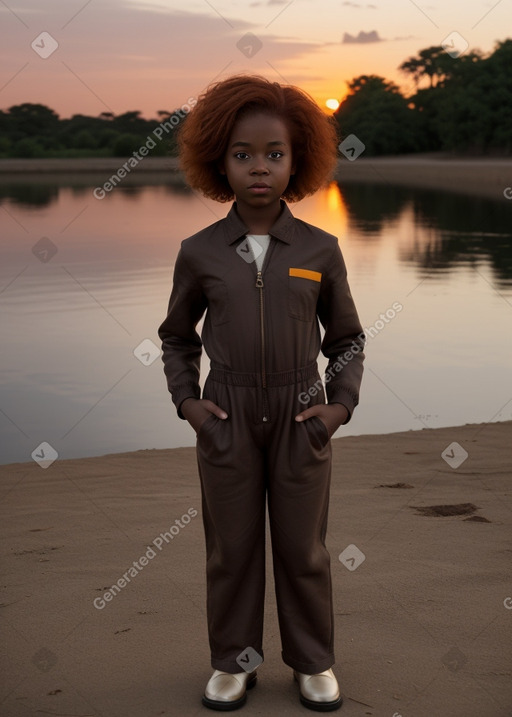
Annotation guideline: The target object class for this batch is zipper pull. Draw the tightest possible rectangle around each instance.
[256,271,264,288]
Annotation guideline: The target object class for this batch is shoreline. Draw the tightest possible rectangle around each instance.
[1,418,511,716]
[0,418,507,470]
[0,155,511,200]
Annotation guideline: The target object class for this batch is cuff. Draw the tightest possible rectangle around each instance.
[326,385,358,424]
[173,383,201,420]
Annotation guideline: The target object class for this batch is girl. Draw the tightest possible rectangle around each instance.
[158,74,365,712]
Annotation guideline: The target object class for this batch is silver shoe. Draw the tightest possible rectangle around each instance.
[202,669,257,711]
[293,668,342,711]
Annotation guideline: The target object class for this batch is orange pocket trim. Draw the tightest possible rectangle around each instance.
[289,267,322,282]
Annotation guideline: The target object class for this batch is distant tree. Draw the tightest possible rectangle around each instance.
[72,130,98,150]
[399,46,453,88]
[334,75,420,155]
[112,111,150,135]
[13,137,45,157]
[113,133,144,156]
[0,135,11,157]
[96,128,119,148]
[5,103,60,143]
[400,45,485,91]
[409,39,512,154]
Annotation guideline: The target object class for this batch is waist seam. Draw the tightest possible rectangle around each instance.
[208,361,319,387]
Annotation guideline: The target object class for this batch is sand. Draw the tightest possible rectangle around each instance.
[1,420,511,716]
[1,156,511,200]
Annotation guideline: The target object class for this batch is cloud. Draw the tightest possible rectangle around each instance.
[249,0,292,6]
[0,0,331,117]
[342,30,382,43]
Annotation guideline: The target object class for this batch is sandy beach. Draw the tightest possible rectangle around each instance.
[1,155,511,201]
[1,419,511,717]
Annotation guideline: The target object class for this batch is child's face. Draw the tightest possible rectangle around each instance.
[219,112,295,208]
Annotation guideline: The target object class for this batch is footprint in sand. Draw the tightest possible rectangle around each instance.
[410,503,491,521]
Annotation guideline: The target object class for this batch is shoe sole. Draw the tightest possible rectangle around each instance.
[201,674,257,711]
[298,694,343,712]
[293,673,343,712]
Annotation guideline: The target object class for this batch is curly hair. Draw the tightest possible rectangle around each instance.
[177,74,339,202]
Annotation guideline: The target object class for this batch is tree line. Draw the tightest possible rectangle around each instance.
[334,39,511,155]
[0,106,179,159]
[0,39,510,159]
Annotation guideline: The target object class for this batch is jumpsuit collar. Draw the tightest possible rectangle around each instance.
[223,199,295,245]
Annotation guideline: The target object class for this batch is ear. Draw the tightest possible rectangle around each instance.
[217,160,226,175]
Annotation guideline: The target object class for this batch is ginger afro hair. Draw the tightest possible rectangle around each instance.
[178,74,339,202]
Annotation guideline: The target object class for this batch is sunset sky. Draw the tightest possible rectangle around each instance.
[0,0,508,119]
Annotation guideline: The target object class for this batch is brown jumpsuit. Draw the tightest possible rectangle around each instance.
[158,199,365,675]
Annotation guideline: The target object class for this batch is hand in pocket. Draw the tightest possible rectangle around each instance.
[181,398,228,434]
[294,402,349,439]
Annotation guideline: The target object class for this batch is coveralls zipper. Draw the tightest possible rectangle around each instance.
[254,238,276,423]
[255,270,268,421]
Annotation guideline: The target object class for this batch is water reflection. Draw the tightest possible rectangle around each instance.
[0,177,511,465]
[2,177,510,284]
[340,183,512,286]
[0,174,187,208]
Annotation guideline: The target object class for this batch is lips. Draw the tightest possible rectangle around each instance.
[248,183,270,188]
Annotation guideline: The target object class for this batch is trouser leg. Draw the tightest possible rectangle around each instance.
[265,380,335,674]
[196,376,266,673]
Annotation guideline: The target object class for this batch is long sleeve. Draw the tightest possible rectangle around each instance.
[157,246,207,419]
[317,242,365,423]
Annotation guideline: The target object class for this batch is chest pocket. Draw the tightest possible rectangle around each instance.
[288,267,322,321]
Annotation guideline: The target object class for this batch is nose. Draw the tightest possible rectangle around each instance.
[250,156,269,174]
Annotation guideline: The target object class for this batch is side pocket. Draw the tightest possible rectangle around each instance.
[196,413,217,441]
[304,415,330,451]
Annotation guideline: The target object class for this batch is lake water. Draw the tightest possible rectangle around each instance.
[1,175,511,466]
